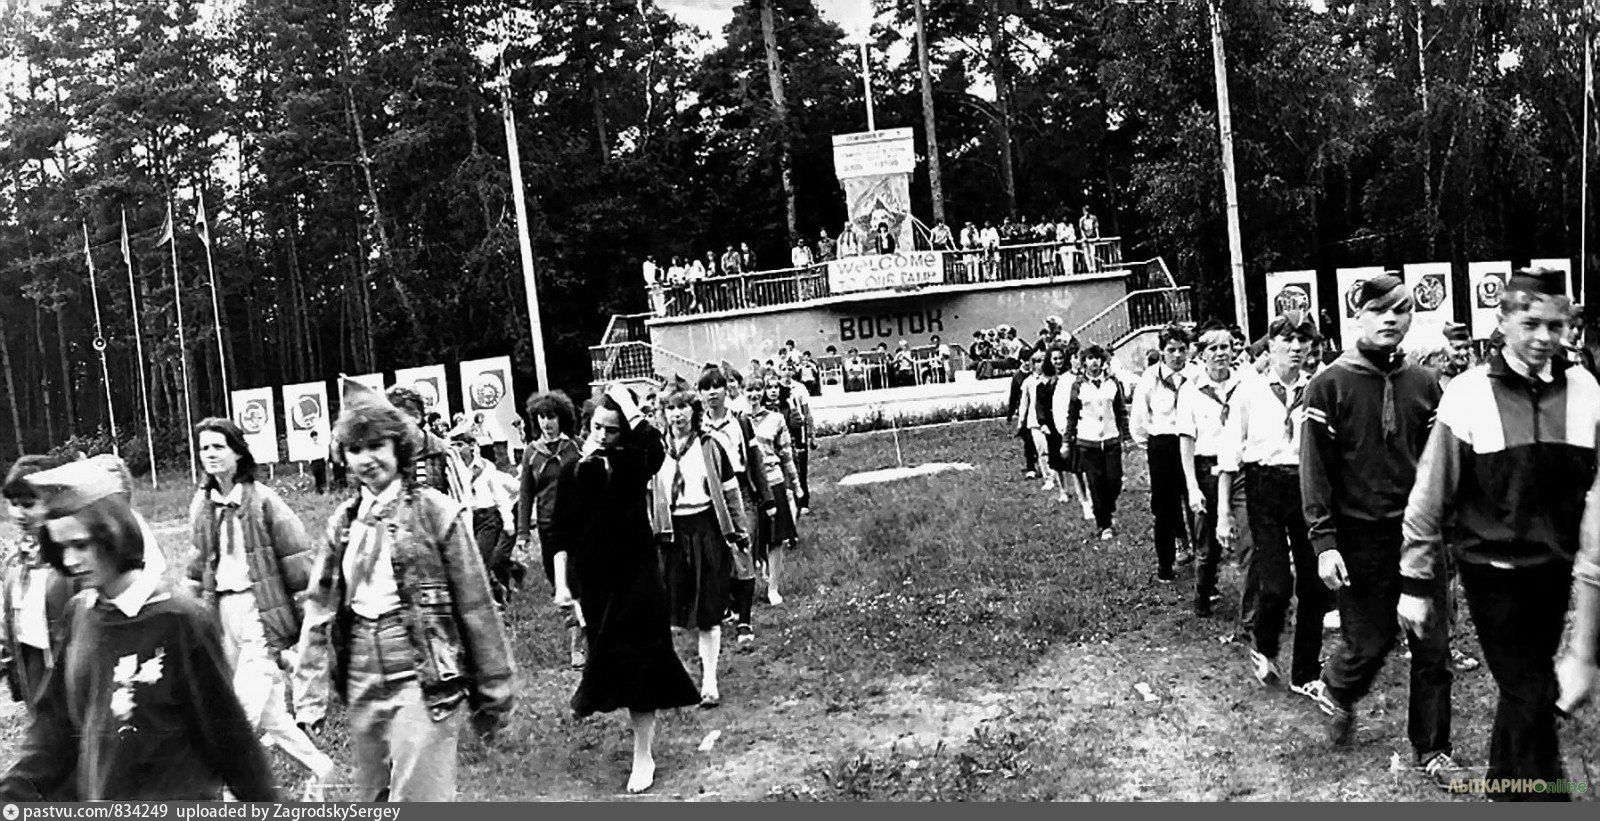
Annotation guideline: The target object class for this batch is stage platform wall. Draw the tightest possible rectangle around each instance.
[648,271,1129,366]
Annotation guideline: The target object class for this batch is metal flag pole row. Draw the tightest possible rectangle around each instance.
[80,222,119,456]
[160,199,198,486]
[121,210,160,489]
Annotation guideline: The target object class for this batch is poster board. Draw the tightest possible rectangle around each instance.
[1333,266,1386,350]
[458,356,516,444]
[282,381,331,462]
[393,364,451,421]
[1466,261,1512,339]
[1264,269,1321,329]
[231,388,280,464]
[1402,262,1456,345]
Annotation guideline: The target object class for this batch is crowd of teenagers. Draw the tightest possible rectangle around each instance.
[0,356,816,800]
[1004,266,1600,800]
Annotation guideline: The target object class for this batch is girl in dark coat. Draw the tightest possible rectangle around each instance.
[550,386,699,794]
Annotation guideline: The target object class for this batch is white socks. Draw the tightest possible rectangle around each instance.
[698,628,721,698]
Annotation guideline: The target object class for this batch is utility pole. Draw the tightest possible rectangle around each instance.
[499,56,550,391]
[860,41,877,131]
[1583,13,1593,305]
[913,0,945,222]
[1206,0,1249,338]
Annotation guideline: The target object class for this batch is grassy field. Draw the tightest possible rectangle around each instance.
[2,420,1596,801]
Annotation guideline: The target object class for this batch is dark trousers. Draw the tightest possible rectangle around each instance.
[471,508,513,604]
[1018,427,1038,473]
[1244,464,1325,686]
[1459,559,1574,800]
[1077,440,1124,530]
[311,458,327,494]
[729,578,755,627]
[1324,517,1452,762]
[1194,455,1244,609]
[1146,435,1188,576]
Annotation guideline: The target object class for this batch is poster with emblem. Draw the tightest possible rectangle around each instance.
[1264,270,1321,329]
[394,364,451,421]
[282,381,331,462]
[1334,266,1386,351]
[459,356,516,443]
[1467,261,1511,339]
[1402,262,1456,344]
[231,387,280,464]
[1528,258,1574,299]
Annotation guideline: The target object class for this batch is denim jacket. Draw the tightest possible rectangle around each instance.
[292,484,515,726]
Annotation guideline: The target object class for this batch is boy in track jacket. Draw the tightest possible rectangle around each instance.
[1300,275,1461,785]
[1401,268,1599,800]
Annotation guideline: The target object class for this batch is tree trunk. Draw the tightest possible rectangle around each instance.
[0,322,24,458]
[55,301,77,436]
[34,304,55,447]
[760,0,798,243]
[1415,0,1435,257]
[913,0,945,223]
[588,52,610,165]
[985,0,1017,217]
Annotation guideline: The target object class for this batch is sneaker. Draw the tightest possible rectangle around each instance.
[1328,705,1355,747]
[699,691,721,709]
[1156,573,1176,585]
[1451,647,1480,672]
[736,624,754,645]
[1024,470,1040,480]
[1042,478,1056,492]
[799,507,811,516]
[1057,490,1071,504]
[1418,752,1470,790]
[1288,679,1339,716]
[767,590,785,606]
[1100,528,1115,541]
[1175,549,1195,566]
[1249,649,1281,686]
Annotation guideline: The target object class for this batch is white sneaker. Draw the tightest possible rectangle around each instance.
[1288,679,1339,716]
[767,590,785,606]
[1057,489,1071,504]
[1042,478,1056,492]
[1323,610,1341,631]
[1249,649,1280,686]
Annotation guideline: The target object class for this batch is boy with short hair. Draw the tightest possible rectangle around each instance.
[1065,345,1130,540]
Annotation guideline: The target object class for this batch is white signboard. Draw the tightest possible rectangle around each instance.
[394,364,451,421]
[231,387,280,464]
[1264,269,1321,328]
[1467,261,1512,339]
[831,128,916,180]
[1403,262,1456,345]
[827,251,943,294]
[1334,266,1386,350]
[282,381,331,462]
[459,356,516,444]
[346,373,386,395]
[1529,257,1575,299]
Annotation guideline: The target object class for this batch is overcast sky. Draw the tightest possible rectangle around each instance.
[657,0,876,42]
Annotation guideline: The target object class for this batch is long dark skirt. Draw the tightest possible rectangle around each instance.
[756,483,799,564]
[571,536,699,718]
[663,510,733,631]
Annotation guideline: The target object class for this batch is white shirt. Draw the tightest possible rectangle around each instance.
[1132,362,1188,442]
[1218,367,1311,473]
[980,227,1001,249]
[642,260,657,287]
[704,412,749,474]
[660,438,734,515]
[344,481,404,620]
[16,566,52,649]
[468,461,515,526]
[687,260,706,281]
[1176,368,1243,459]
[210,484,252,593]
[102,569,165,618]
[1073,376,1122,442]
[791,246,813,267]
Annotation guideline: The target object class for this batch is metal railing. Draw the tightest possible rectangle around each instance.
[588,341,708,386]
[646,238,1124,318]
[1070,286,1194,350]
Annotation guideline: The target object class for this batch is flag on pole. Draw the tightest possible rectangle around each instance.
[121,214,132,264]
[156,203,174,247]
[195,190,210,248]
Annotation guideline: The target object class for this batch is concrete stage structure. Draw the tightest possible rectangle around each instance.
[592,239,1192,429]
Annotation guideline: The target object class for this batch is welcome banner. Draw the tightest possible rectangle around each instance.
[459,356,516,443]
[394,364,451,420]
[231,387,280,464]
[1402,262,1456,344]
[1466,261,1511,339]
[282,381,331,462]
[828,251,943,295]
[1334,266,1386,349]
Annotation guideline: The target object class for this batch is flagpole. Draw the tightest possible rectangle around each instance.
[197,190,231,417]
[82,222,120,456]
[166,199,198,485]
[122,210,160,489]
[499,54,550,391]
[1582,20,1592,305]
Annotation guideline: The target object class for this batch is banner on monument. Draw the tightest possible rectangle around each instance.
[283,381,331,462]
[459,356,516,444]
[1467,261,1511,339]
[1334,266,1386,349]
[831,128,916,180]
[1402,262,1456,344]
[231,388,280,464]
[828,252,943,295]
[1529,258,1574,298]
[394,364,451,420]
[1264,270,1321,328]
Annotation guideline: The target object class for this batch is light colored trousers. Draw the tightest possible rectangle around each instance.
[218,590,334,777]
[346,614,463,802]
